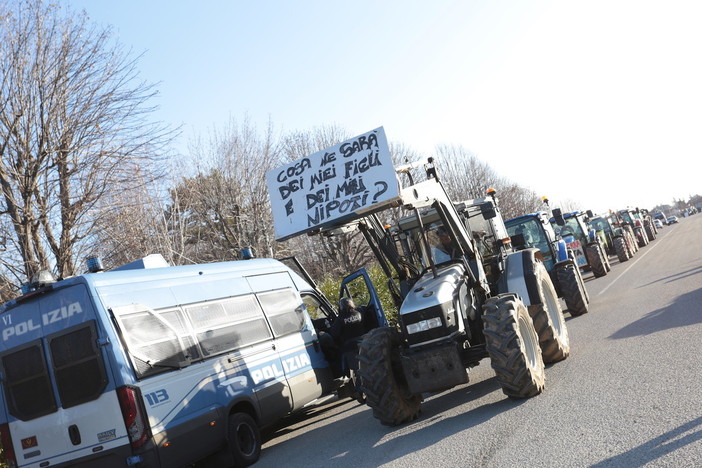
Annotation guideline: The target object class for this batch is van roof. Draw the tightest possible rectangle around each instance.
[2,258,312,313]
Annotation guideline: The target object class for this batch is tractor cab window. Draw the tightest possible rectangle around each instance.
[423,223,458,266]
[590,218,610,234]
[507,219,548,253]
[556,217,584,240]
[465,214,495,258]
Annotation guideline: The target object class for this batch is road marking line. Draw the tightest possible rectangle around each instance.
[597,234,665,296]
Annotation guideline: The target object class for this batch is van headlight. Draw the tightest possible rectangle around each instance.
[406,317,443,334]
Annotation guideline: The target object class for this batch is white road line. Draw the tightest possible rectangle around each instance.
[597,234,665,296]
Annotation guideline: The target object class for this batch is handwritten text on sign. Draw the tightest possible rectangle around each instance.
[266,127,399,240]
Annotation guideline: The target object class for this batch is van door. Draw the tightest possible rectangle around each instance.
[256,287,331,411]
[0,284,128,467]
[339,268,388,329]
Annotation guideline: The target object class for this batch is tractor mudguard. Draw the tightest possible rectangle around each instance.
[497,249,541,307]
[587,229,598,243]
[555,239,569,263]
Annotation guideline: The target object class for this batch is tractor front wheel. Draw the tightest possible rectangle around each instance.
[556,263,589,317]
[357,327,421,426]
[585,244,607,277]
[614,236,629,262]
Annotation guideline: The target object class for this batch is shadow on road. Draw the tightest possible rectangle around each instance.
[589,415,702,468]
[257,374,525,467]
[263,397,356,440]
[608,287,702,339]
[639,265,702,288]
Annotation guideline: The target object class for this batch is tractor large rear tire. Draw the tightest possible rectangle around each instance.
[357,327,421,426]
[556,263,589,316]
[585,244,607,277]
[527,262,569,363]
[482,294,545,398]
[645,224,656,242]
[614,236,629,262]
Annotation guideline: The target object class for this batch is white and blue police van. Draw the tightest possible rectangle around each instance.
[0,254,384,468]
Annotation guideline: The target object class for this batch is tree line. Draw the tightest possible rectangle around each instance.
[3,0,695,302]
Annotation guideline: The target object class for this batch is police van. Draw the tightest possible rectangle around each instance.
[0,254,384,468]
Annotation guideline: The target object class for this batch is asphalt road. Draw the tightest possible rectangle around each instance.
[256,214,702,468]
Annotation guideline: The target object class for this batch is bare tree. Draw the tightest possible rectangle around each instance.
[434,144,506,201]
[166,117,282,264]
[0,0,173,286]
[498,183,544,220]
[89,169,192,269]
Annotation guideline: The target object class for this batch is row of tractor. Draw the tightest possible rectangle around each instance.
[0,124,670,468]
[266,128,660,431]
[502,204,660,320]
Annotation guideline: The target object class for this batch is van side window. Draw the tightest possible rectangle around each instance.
[1,342,57,421]
[257,289,305,337]
[186,295,271,357]
[48,322,107,408]
[114,305,193,378]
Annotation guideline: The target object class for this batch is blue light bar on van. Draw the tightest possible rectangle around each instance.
[87,256,104,273]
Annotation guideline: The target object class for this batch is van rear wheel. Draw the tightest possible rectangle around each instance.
[228,412,261,467]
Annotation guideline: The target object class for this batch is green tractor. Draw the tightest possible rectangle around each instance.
[587,211,637,263]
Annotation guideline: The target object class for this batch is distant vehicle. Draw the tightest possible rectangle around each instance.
[654,212,668,223]
[654,219,664,229]
[667,216,679,224]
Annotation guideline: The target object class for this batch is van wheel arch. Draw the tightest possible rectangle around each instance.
[227,411,261,467]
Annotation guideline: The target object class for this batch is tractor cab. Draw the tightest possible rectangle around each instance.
[505,211,559,272]
[454,191,514,292]
[550,210,591,269]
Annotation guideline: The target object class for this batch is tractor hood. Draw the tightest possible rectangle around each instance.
[400,263,465,316]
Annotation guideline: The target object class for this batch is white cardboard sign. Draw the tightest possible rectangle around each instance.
[266,127,399,241]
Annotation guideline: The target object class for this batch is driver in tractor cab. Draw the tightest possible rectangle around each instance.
[516,225,533,247]
[430,225,458,263]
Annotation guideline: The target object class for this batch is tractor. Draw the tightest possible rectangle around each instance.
[587,212,637,263]
[266,128,570,426]
[618,208,656,247]
[504,211,590,317]
[549,210,611,278]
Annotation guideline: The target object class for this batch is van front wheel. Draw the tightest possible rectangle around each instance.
[228,412,261,467]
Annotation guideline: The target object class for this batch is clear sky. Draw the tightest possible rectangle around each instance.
[66,0,701,214]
